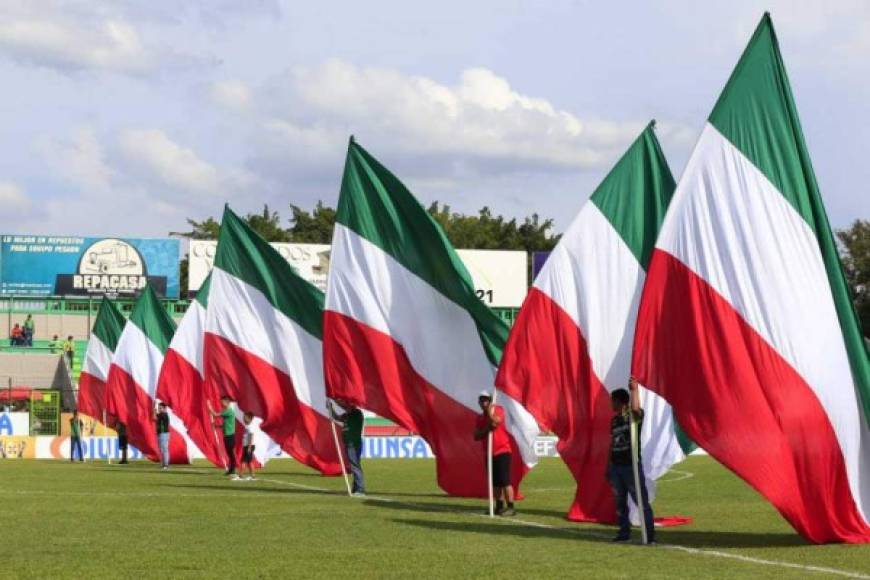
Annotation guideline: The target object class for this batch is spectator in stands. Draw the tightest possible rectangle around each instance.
[63,335,75,366]
[49,334,61,354]
[9,323,23,346]
[153,402,170,469]
[329,398,365,497]
[22,314,34,347]
[209,396,239,479]
[116,421,129,464]
[69,411,84,463]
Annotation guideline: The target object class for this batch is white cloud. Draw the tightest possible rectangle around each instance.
[0,1,210,74]
[261,59,692,178]
[118,129,257,200]
[0,182,32,216]
[210,80,252,109]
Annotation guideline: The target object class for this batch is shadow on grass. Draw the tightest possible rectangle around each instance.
[393,518,610,544]
[395,517,806,549]
[161,482,339,497]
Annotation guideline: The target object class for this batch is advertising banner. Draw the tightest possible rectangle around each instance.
[0,235,180,298]
[0,436,34,458]
[190,241,528,308]
[61,413,115,437]
[35,436,145,461]
[0,412,29,436]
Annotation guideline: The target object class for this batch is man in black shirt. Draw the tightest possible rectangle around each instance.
[608,377,655,544]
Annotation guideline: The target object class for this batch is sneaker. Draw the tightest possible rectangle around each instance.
[501,508,517,517]
[351,491,366,498]
[230,474,241,481]
[611,536,630,543]
[161,466,169,471]
[243,476,254,481]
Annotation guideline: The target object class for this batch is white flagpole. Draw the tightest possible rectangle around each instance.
[103,409,112,465]
[487,390,498,518]
[328,400,353,497]
[629,402,648,545]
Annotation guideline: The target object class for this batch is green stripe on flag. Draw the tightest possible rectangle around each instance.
[92,296,126,352]
[336,137,508,366]
[214,206,325,340]
[709,13,870,425]
[589,121,675,269]
[129,285,176,354]
[195,272,212,309]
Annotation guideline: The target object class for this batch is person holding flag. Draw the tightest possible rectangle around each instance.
[328,399,365,497]
[209,396,239,478]
[473,392,515,516]
[609,378,654,544]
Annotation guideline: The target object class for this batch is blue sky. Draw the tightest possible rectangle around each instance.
[0,0,867,238]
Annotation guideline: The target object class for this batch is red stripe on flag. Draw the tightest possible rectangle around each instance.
[203,333,342,476]
[157,349,227,469]
[105,365,190,464]
[77,373,107,423]
[324,311,529,498]
[633,250,870,544]
[498,287,616,522]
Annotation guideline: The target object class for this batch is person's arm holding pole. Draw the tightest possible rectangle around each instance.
[628,377,648,545]
[206,400,228,471]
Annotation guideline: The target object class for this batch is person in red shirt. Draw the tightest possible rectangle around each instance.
[473,390,515,516]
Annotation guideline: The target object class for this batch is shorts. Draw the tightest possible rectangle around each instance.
[491,452,511,487]
[241,445,255,463]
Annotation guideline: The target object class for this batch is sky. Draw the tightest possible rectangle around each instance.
[0,0,868,238]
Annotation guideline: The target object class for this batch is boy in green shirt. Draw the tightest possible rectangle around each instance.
[210,396,239,479]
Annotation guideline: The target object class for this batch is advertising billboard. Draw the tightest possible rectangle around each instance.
[0,235,180,298]
[189,240,528,308]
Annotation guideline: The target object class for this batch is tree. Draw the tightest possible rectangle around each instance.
[288,202,336,243]
[837,219,870,337]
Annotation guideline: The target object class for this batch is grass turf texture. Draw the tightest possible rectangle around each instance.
[3,456,868,579]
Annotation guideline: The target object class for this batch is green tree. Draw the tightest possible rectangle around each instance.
[288,201,337,243]
[837,219,870,336]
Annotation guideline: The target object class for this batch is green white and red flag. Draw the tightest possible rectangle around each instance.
[105,285,201,463]
[323,138,540,498]
[497,123,692,525]
[632,14,870,543]
[203,206,342,475]
[78,296,126,422]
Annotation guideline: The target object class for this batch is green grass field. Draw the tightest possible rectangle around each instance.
[3,456,868,579]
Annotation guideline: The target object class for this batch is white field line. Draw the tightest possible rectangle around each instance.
[527,468,695,492]
[258,477,869,579]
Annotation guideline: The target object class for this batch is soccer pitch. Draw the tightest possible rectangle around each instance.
[4,457,868,579]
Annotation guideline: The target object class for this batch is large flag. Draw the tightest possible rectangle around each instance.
[632,14,870,544]
[323,138,540,498]
[78,297,126,422]
[497,123,691,524]
[106,285,200,464]
[203,206,342,476]
[158,274,281,468]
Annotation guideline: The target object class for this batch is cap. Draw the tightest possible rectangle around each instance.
[478,390,492,400]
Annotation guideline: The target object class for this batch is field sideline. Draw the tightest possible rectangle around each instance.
[3,456,869,579]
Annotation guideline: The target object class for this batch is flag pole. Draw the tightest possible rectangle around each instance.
[628,396,648,545]
[327,400,353,497]
[103,409,112,465]
[487,390,498,518]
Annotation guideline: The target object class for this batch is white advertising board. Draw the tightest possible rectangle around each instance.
[189,241,527,308]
